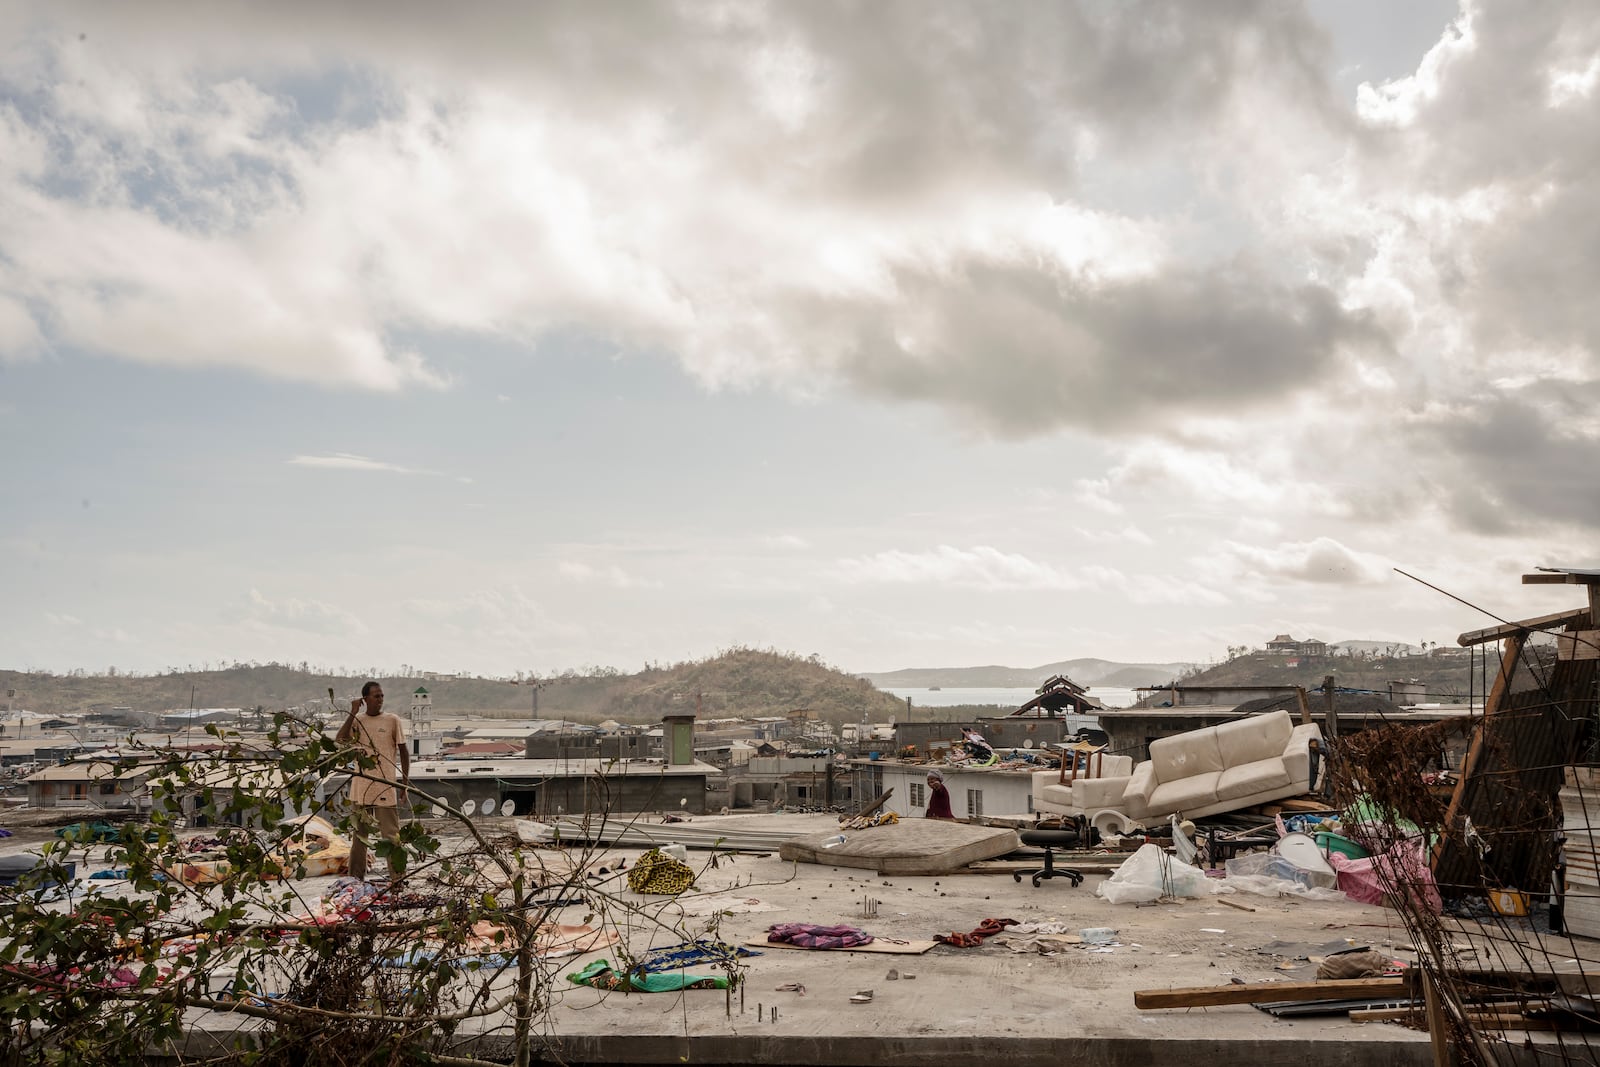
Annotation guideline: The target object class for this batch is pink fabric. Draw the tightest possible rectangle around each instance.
[1328,839,1441,914]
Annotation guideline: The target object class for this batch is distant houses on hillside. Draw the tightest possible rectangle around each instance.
[1264,634,1328,658]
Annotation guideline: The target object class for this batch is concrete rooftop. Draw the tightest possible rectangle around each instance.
[9,812,1584,1066]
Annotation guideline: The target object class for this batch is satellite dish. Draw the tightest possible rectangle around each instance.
[1023,739,1033,749]
[461,799,476,817]
[477,801,493,820]
[432,802,448,818]
[499,799,515,817]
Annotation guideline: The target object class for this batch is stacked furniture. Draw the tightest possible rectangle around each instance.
[1032,710,1322,836]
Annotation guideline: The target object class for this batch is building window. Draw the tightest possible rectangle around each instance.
[909,782,925,808]
[99,783,117,796]
[966,789,983,816]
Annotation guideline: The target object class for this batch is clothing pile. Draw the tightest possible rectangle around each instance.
[765,923,873,949]
[934,917,1018,948]
[626,848,695,895]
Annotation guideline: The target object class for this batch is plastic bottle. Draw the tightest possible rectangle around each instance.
[821,834,847,848]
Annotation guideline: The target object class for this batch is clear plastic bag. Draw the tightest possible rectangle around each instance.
[1095,843,1216,904]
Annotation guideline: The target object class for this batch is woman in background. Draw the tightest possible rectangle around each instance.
[925,769,955,819]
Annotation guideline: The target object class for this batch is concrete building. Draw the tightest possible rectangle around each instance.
[859,759,1038,820]
[404,757,720,818]
[24,760,157,811]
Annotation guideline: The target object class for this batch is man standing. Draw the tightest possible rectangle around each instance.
[336,681,409,880]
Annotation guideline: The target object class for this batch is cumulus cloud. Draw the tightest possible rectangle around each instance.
[1217,537,1390,586]
[0,0,1382,432]
[4,0,1599,559]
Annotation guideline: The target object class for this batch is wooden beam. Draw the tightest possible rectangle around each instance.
[1521,573,1595,585]
[1350,1007,1419,1022]
[1422,970,1456,1067]
[1436,632,1524,869]
[1133,977,1409,1009]
[1458,608,1590,647]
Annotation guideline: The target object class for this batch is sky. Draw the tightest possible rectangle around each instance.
[3,0,1599,679]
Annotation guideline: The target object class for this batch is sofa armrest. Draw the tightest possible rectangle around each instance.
[1121,760,1156,814]
[1281,723,1321,788]
[1031,769,1061,797]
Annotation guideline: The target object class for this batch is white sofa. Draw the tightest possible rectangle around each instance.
[1032,710,1321,836]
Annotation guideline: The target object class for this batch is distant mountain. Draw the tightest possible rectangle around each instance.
[860,657,1195,691]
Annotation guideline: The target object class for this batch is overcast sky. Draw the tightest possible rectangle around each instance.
[3,0,1598,679]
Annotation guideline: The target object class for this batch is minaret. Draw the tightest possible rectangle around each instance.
[410,686,433,733]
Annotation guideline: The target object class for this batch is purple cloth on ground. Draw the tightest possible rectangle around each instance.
[765,922,874,949]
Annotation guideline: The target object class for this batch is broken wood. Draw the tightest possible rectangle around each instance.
[1134,977,1409,1009]
[1349,1007,1419,1022]
[1217,898,1256,913]
[1458,607,1589,647]
[1421,969,1456,1067]
[847,789,893,822]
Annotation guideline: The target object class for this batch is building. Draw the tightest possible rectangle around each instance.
[860,759,1037,820]
[24,760,157,811]
[1264,634,1328,657]
[402,756,720,818]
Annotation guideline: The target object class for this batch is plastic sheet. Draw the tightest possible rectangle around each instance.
[1095,843,1217,904]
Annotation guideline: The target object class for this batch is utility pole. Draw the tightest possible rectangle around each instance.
[1322,675,1338,742]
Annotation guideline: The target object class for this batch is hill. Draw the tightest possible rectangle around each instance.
[0,649,907,726]
[859,657,1195,690]
[1148,650,1477,702]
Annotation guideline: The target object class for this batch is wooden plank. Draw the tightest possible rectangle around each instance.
[1436,631,1524,870]
[1422,969,1454,1067]
[1134,977,1409,1009]
[1350,1007,1419,1022]
[1556,631,1600,661]
[1458,608,1589,647]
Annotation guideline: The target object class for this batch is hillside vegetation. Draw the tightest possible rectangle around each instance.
[1157,650,1481,703]
[1,649,907,726]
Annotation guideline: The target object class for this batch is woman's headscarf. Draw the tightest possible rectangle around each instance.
[926,769,944,782]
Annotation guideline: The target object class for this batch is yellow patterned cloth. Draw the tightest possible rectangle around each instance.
[626,848,696,895]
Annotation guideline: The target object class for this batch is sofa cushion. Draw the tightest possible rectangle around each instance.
[1039,783,1077,808]
[1150,727,1225,783]
[1216,757,1294,801]
[1075,775,1133,809]
[1147,771,1221,815]
[1214,711,1294,767]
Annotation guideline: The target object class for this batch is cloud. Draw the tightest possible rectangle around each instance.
[1402,386,1600,533]
[834,545,1085,591]
[557,561,660,590]
[1074,525,1154,547]
[1217,537,1390,586]
[763,534,811,551]
[244,588,368,636]
[0,1,1381,432]
[288,453,433,475]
